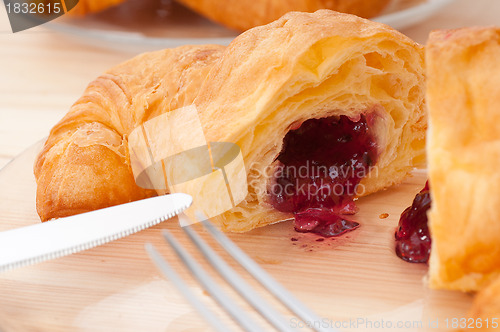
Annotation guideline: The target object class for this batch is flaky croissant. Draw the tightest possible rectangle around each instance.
[427,27,500,292]
[35,10,426,234]
[34,44,225,219]
[174,0,391,31]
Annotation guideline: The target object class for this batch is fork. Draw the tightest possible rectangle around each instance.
[145,212,338,332]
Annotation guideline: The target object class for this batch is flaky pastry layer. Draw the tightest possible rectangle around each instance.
[427,27,500,292]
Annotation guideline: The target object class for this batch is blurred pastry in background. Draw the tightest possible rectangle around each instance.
[66,0,391,31]
[174,0,391,31]
[67,0,126,16]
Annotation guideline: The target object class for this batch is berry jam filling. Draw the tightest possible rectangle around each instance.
[395,181,431,263]
[268,114,378,237]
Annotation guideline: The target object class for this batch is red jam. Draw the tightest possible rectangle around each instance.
[395,181,431,263]
[268,115,378,237]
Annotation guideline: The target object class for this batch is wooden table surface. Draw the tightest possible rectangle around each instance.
[0,0,499,170]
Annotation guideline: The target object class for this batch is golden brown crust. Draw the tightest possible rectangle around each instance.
[36,125,152,219]
[35,11,425,233]
[175,0,391,31]
[427,27,500,291]
[35,45,225,221]
[67,0,125,16]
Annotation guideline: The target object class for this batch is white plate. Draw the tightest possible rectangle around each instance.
[374,0,456,29]
[46,0,456,53]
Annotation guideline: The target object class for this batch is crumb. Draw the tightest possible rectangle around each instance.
[308,249,313,252]
[202,290,209,296]
[301,244,308,248]
[292,243,297,245]
[379,213,389,219]
[290,237,299,241]
[315,238,325,242]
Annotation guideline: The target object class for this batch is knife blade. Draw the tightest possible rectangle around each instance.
[0,193,192,272]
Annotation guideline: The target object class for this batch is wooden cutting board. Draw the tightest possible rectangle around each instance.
[0,141,472,332]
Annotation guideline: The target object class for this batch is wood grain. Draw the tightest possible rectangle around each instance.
[0,142,474,332]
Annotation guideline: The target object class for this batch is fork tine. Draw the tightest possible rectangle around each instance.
[161,230,265,332]
[144,243,230,332]
[181,220,298,332]
[196,212,339,332]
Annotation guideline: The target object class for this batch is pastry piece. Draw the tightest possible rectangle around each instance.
[67,0,125,15]
[148,10,426,233]
[34,44,225,220]
[427,27,500,291]
[175,0,391,31]
[35,10,426,234]
[469,276,500,331]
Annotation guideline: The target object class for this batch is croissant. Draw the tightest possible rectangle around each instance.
[67,0,125,15]
[35,10,426,235]
[426,27,500,292]
[34,44,225,219]
[174,0,391,31]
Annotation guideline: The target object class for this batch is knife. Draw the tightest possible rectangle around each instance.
[0,193,192,272]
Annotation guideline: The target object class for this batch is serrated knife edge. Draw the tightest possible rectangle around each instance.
[0,193,192,272]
